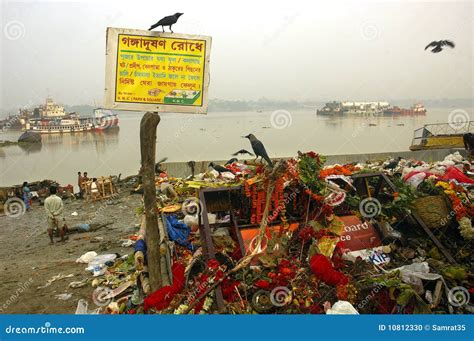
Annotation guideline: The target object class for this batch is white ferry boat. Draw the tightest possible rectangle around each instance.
[24,99,119,134]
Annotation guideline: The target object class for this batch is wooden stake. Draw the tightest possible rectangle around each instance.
[140,112,162,291]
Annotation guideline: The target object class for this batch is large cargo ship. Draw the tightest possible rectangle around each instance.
[317,101,389,116]
[383,103,427,116]
[341,101,389,116]
[316,101,344,116]
[24,99,118,134]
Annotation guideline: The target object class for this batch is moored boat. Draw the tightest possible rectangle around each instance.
[23,98,119,134]
[316,101,344,116]
[384,103,426,116]
[317,101,390,116]
[18,131,41,143]
[26,116,95,134]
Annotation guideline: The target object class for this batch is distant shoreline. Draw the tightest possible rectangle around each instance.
[1,99,473,118]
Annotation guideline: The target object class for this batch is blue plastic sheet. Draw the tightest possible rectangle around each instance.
[165,215,195,251]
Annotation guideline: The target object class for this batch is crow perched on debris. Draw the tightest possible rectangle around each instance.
[243,134,273,167]
[425,40,455,53]
[225,158,238,166]
[155,157,168,174]
[463,133,474,159]
[187,160,196,179]
[149,13,183,32]
[209,162,234,174]
[463,133,474,151]
[384,157,402,170]
[232,149,254,156]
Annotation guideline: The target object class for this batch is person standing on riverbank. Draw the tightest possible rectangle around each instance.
[22,181,31,211]
[44,186,67,244]
[77,172,83,198]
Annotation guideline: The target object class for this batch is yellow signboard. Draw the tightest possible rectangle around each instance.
[104,27,211,113]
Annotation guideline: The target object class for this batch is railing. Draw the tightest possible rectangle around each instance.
[410,121,474,149]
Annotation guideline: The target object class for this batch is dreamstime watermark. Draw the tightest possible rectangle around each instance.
[357,281,387,310]
[439,197,469,227]
[1,113,21,133]
[270,109,292,130]
[270,286,292,307]
[5,322,84,335]
[97,109,115,130]
[262,12,300,46]
[351,115,377,139]
[0,277,33,313]
[4,197,26,218]
[85,192,120,225]
[359,197,382,218]
[3,20,26,40]
[448,109,470,131]
[181,197,202,216]
[360,20,380,41]
[448,286,470,307]
[182,279,210,307]
[92,286,113,307]
[166,116,196,144]
[263,189,299,226]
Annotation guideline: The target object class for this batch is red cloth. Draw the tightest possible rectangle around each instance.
[441,166,474,184]
[309,254,348,286]
[144,262,185,311]
[404,166,474,184]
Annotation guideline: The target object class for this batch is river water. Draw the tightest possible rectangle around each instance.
[1,107,472,186]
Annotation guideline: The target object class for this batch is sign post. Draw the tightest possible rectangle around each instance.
[105,27,211,291]
[105,27,211,114]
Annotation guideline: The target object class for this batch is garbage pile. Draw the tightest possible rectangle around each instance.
[75,151,473,315]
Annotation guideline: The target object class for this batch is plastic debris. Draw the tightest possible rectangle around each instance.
[37,274,75,289]
[76,251,98,263]
[326,301,359,315]
[55,293,72,300]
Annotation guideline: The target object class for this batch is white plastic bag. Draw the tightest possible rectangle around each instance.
[75,251,98,263]
[326,301,359,314]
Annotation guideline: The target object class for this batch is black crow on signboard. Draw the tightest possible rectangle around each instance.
[149,13,184,33]
[425,40,455,53]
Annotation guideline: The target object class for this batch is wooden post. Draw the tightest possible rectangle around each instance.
[140,112,162,291]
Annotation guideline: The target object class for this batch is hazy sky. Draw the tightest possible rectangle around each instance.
[1,0,472,110]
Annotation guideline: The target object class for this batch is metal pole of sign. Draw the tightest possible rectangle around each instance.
[139,111,163,291]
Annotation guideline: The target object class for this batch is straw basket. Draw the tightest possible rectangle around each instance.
[412,195,450,229]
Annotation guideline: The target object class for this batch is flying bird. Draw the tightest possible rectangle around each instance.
[243,134,273,167]
[149,13,184,33]
[225,158,238,166]
[232,149,254,156]
[209,162,234,174]
[424,40,455,53]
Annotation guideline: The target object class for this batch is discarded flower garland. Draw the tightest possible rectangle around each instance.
[436,180,474,240]
[319,164,360,178]
[245,176,286,226]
